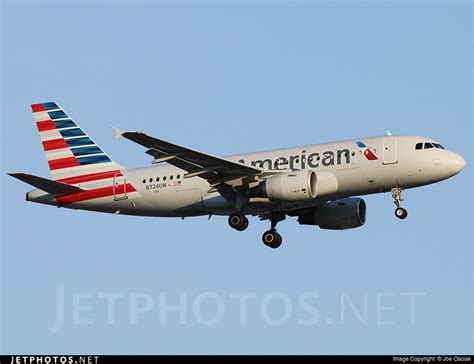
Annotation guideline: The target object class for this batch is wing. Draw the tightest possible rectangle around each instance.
[114,129,286,197]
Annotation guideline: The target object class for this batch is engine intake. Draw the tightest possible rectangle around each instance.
[298,197,367,230]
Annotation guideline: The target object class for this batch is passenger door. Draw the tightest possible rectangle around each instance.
[383,137,398,165]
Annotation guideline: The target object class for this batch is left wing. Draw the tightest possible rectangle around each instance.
[113,129,284,194]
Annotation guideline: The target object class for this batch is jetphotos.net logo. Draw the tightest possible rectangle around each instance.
[356,141,378,160]
[48,285,427,331]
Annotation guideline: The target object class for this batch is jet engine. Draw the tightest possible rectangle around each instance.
[298,197,367,230]
[250,170,338,202]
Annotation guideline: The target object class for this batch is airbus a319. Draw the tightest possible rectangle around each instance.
[9,102,465,248]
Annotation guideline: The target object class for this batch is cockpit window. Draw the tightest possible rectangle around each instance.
[416,142,445,150]
[424,143,434,149]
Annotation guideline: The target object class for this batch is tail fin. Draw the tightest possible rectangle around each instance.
[31,102,123,181]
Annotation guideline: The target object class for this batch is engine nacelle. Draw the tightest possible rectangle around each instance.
[262,170,317,201]
[251,170,339,202]
[298,197,367,230]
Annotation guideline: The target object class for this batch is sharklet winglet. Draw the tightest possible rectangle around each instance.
[111,127,125,140]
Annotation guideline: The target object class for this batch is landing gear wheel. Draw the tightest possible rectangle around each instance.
[228,212,249,231]
[262,229,282,249]
[391,187,408,220]
[395,207,408,220]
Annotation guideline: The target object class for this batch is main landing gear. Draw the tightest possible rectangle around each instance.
[391,187,408,220]
[262,212,286,249]
[228,211,285,249]
[262,229,282,249]
[228,212,249,231]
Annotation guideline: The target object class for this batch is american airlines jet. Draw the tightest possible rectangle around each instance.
[9,102,465,248]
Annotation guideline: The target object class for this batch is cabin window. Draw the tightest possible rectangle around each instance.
[177,174,181,179]
[142,179,146,184]
[149,178,153,183]
[415,143,423,150]
[424,143,434,149]
[170,175,174,180]
[156,177,160,182]
[163,176,167,181]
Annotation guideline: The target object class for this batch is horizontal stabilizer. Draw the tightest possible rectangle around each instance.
[8,173,86,194]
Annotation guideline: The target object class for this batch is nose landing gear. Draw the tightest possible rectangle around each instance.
[395,207,408,219]
[391,187,408,220]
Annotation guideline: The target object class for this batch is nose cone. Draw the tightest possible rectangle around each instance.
[449,153,465,176]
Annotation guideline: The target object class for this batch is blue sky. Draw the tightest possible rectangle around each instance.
[1,0,472,354]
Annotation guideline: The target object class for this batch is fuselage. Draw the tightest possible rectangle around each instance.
[26,135,465,217]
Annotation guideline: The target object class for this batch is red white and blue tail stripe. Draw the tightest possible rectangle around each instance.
[32,102,123,181]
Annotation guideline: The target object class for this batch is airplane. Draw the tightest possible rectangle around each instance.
[9,102,465,249]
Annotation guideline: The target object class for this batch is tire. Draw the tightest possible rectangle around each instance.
[395,207,408,220]
[241,218,249,231]
[262,230,282,249]
[228,213,249,231]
